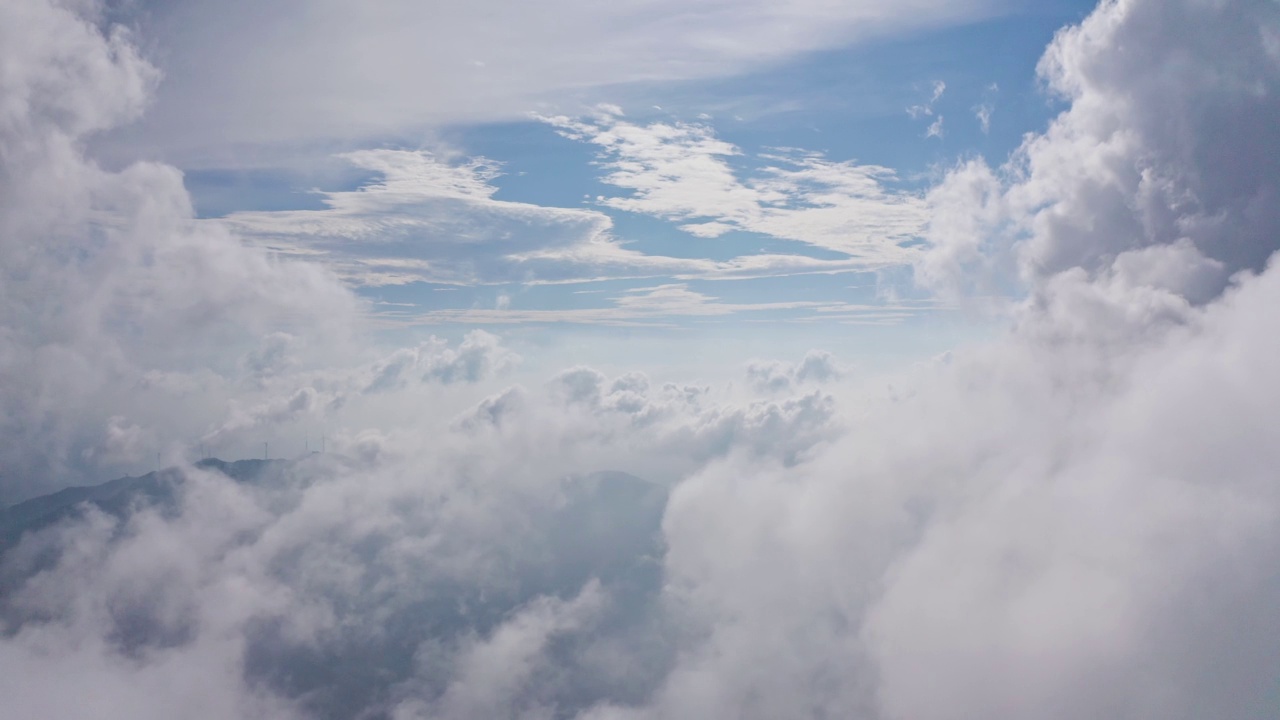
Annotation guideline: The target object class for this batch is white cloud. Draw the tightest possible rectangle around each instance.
[922,0,1280,303]
[0,0,363,499]
[405,284,939,326]
[98,0,1001,164]
[220,149,613,286]
[907,79,947,118]
[394,582,608,720]
[200,331,521,448]
[6,2,1280,720]
[222,148,898,291]
[745,350,847,393]
[973,104,993,133]
[545,111,928,262]
[973,83,997,134]
[925,115,945,138]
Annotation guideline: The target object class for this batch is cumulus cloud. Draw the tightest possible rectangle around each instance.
[201,331,521,448]
[745,350,847,393]
[0,359,843,718]
[921,0,1280,304]
[0,0,363,500]
[5,1,1280,720]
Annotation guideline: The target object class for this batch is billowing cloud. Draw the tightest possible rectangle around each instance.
[921,0,1280,304]
[0,0,362,500]
[5,1,1280,720]
[745,350,847,394]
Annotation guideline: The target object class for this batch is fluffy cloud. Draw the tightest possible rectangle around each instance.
[921,0,1280,305]
[5,1,1280,719]
[0,0,365,500]
[0,360,844,717]
[745,350,847,393]
[199,330,521,449]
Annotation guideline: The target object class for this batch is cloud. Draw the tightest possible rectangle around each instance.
[925,115,945,138]
[6,1,1280,719]
[220,149,614,287]
[0,358,844,717]
[745,350,847,393]
[222,148,895,291]
[405,283,940,327]
[973,104,992,133]
[907,79,947,118]
[922,0,1280,303]
[0,0,363,500]
[545,110,929,263]
[80,415,154,466]
[908,80,948,138]
[99,0,1001,163]
[201,331,521,447]
[392,581,609,720]
[973,82,998,134]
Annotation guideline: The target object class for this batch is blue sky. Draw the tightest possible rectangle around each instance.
[161,0,1098,370]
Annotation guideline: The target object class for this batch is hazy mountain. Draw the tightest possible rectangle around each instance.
[0,459,670,719]
[0,459,284,556]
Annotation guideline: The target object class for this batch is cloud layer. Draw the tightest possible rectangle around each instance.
[103,0,1001,162]
[4,1,1280,719]
[221,144,915,295]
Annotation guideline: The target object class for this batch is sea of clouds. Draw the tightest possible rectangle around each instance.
[2,0,1280,718]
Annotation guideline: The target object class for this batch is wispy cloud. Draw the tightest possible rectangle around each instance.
[400,283,944,326]
[543,108,928,262]
[973,82,998,133]
[222,147,913,296]
[907,79,947,119]
[908,80,948,138]
[103,1,997,163]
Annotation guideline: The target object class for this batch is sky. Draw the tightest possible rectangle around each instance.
[94,0,1096,375]
[3,0,1280,718]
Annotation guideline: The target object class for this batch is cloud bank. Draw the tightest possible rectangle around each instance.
[4,1,1280,719]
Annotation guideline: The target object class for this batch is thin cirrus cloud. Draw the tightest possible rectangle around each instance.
[544,107,929,261]
[220,139,933,322]
[103,0,1005,163]
[400,284,937,327]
